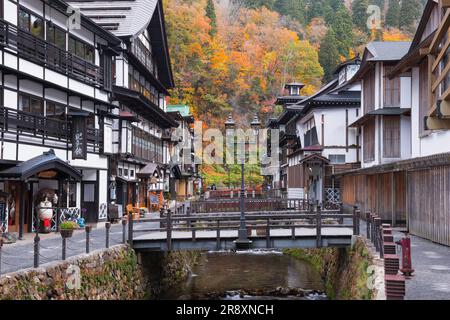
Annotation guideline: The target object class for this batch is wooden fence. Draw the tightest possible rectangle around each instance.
[342,165,450,246]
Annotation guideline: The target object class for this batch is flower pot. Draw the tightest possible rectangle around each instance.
[60,229,74,238]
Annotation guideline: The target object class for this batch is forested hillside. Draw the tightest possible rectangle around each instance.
[164,0,426,125]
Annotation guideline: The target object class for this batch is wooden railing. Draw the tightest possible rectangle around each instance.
[0,19,104,87]
[128,205,360,250]
[0,107,103,150]
[189,198,322,214]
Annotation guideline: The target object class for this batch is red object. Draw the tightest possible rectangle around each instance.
[43,219,51,227]
[396,235,414,276]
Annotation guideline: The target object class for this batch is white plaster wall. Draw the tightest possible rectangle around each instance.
[3,89,17,109]
[401,116,412,159]
[420,131,450,156]
[400,76,412,108]
[98,170,108,206]
[411,67,421,157]
[4,0,18,25]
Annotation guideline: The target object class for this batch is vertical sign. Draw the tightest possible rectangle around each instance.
[72,116,87,160]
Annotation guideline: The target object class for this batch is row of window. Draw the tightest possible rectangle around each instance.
[18,92,95,128]
[18,8,95,63]
[128,65,160,106]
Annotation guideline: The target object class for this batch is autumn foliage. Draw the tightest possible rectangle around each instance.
[164,0,323,127]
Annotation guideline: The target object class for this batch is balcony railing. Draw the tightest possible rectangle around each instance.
[0,19,104,88]
[130,39,156,78]
[0,107,103,151]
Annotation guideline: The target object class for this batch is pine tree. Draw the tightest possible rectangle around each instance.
[330,4,353,58]
[386,0,400,28]
[275,0,307,25]
[352,0,370,33]
[206,0,217,37]
[399,0,422,32]
[319,29,341,82]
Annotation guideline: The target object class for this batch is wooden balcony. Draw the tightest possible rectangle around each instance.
[425,1,450,129]
[0,19,104,88]
[0,107,103,151]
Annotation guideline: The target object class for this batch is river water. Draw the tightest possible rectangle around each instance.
[159,250,326,300]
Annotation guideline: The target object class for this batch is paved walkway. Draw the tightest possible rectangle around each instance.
[0,214,160,276]
[360,221,450,300]
[391,230,450,300]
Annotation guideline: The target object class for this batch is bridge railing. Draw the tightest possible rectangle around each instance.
[127,205,360,250]
[189,198,316,214]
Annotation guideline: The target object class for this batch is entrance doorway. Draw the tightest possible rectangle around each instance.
[82,182,98,223]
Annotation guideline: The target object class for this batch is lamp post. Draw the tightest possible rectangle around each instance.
[225,113,261,249]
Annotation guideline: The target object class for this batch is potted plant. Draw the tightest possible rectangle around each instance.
[60,221,79,238]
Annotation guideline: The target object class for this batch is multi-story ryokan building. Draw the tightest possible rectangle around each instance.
[0,0,178,239]
[340,0,450,247]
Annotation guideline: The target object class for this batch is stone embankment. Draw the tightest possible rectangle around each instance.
[285,236,385,300]
[0,245,200,300]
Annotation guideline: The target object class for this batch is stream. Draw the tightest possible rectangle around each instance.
[159,250,327,300]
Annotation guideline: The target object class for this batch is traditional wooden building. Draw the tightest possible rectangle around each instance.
[167,104,197,201]
[287,58,362,204]
[67,0,178,214]
[0,0,122,237]
[0,0,178,238]
[340,0,450,246]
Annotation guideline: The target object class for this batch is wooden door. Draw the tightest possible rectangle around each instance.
[82,182,98,223]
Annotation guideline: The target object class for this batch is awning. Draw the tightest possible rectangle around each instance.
[113,86,178,128]
[119,111,141,123]
[349,108,411,128]
[0,149,82,181]
[300,153,330,165]
[137,163,160,178]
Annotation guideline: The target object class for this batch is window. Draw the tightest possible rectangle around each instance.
[124,169,128,176]
[304,117,318,147]
[363,70,375,113]
[19,94,44,114]
[118,168,123,176]
[18,9,44,39]
[130,170,134,178]
[363,119,375,162]
[69,36,95,63]
[419,58,429,135]
[383,117,401,158]
[384,66,401,107]
[329,155,346,164]
[46,101,66,118]
[61,182,77,208]
[47,23,66,49]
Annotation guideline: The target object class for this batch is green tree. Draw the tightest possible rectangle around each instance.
[330,4,353,58]
[275,0,307,25]
[386,0,400,28]
[352,0,370,33]
[319,29,340,82]
[399,0,422,32]
[206,0,217,37]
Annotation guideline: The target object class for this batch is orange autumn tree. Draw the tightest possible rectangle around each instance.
[164,0,323,126]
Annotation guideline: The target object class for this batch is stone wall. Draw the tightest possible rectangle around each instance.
[284,237,385,300]
[140,251,202,298]
[0,245,147,300]
[0,245,202,300]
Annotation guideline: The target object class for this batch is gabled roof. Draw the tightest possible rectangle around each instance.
[67,0,174,89]
[365,42,411,61]
[53,0,122,46]
[0,150,82,181]
[67,0,158,36]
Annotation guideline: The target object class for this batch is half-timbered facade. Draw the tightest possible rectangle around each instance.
[288,58,362,204]
[0,0,122,237]
[67,0,178,215]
